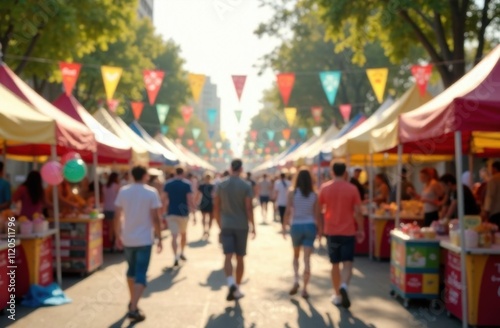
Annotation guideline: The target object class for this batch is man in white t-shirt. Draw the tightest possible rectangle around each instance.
[114,166,163,323]
[274,173,291,224]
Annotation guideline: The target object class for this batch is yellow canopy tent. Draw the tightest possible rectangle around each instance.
[329,85,450,165]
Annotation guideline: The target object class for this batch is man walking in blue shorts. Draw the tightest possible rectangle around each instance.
[114,166,163,322]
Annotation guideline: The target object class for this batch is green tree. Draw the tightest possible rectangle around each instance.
[0,0,136,85]
[308,0,499,87]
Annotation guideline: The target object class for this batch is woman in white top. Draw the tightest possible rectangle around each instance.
[103,172,120,246]
[409,168,445,226]
[283,167,322,299]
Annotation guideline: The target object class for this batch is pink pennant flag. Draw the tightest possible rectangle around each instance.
[339,104,351,123]
[231,75,247,101]
[177,127,185,138]
[311,107,323,123]
[181,106,193,124]
[59,62,81,96]
[411,65,433,96]
[143,70,165,105]
[107,99,119,113]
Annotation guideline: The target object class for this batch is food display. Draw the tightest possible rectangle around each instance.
[400,200,424,218]
[399,222,436,240]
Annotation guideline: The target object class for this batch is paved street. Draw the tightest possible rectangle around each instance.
[2,208,461,328]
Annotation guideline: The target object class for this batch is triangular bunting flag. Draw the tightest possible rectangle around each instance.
[311,107,323,123]
[131,101,144,121]
[266,130,275,141]
[187,139,194,146]
[107,99,119,113]
[188,73,206,103]
[143,70,165,105]
[298,128,308,139]
[59,62,81,96]
[284,107,297,126]
[101,66,123,100]
[282,129,291,140]
[207,108,218,125]
[160,125,168,135]
[276,73,295,106]
[411,65,433,96]
[192,128,201,140]
[319,71,341,105]
[177,127,185,138]
[250,130,258,141]
[156,104,169,123]
[181,106,193,124]
[279,140,286,148]
[248,142,255,150]
[339,104,352,123]
[312,126,322,137]
[366,68,389,103]
[231,75,247,101]
[220,131,226,140]
[234,110,242,123]
[208,130,215,139]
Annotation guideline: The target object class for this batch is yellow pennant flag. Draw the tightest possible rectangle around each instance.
[220,131,227,141]
[366,68,389,103]
[101,66,123,100]
[188,73,206,103]
[284,107,297,126]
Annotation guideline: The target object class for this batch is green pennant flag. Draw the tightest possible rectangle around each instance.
[234,110,242,123]
[156,104,169,123]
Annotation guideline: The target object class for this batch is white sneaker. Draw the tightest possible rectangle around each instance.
[234,288,245,300]
[331,295,342,306]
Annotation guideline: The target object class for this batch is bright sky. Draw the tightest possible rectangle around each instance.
[154,0,279,156]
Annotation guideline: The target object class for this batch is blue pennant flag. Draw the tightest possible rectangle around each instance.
[207,108,218,125]
[161,125,168,135]
[298,128,307,139]
[266,130,275,141]
[208,130,215,139]
[319,71,341,106]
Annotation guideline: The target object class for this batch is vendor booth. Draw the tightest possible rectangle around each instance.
[379,45,500,327]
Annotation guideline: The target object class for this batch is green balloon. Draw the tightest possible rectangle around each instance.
[63,159,87,183]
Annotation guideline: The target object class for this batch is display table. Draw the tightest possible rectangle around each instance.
[0,229,57,299]
[440,240,500,327]
[355,216,370,256]
[390,230,442,307]
[49,216,104,275]
[371,215,424,260]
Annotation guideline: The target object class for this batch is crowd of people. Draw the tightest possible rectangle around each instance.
[1,158,500,323]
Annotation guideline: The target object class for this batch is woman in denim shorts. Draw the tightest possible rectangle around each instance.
[282,167,322,299]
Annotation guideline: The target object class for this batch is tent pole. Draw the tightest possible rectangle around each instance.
[51,145,62,286]
[454,131,468,328]
[395,144,403,228]
[93,152,100,209]
[368,153,374,260]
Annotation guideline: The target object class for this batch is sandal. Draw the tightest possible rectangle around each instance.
[301,291,310,300]
[289,283,300,295]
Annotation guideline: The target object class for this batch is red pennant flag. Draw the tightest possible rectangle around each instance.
[187,139,194,146]
[311,106,323,123]
[411,65,433,96]
[339,104,352,122]
[181,106,193,124]
[131,101,144,120]
[107,99,119,113]
[282,129,291,140]
[143,70,165,105]
[276,73,295,106]
[265,147,271,154]
[205,140,212,148]
[177,127,185,138]
[250,130,258,141]
[59,62,81,96]
[231,75,247,101]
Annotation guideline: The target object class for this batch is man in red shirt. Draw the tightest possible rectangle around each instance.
[319,162,364,309]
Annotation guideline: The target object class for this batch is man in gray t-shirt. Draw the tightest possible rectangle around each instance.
[214,159,255,302]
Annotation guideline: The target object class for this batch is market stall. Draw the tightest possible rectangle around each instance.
[382,45,500,327]
[49,214,104,275]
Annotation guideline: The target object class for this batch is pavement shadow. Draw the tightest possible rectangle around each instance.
[204,303,255,328]
[338,309,377,328]
[188,239,210,248]
[287,299,335,328]
[143,266,186,297]
[199,268,225,291]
